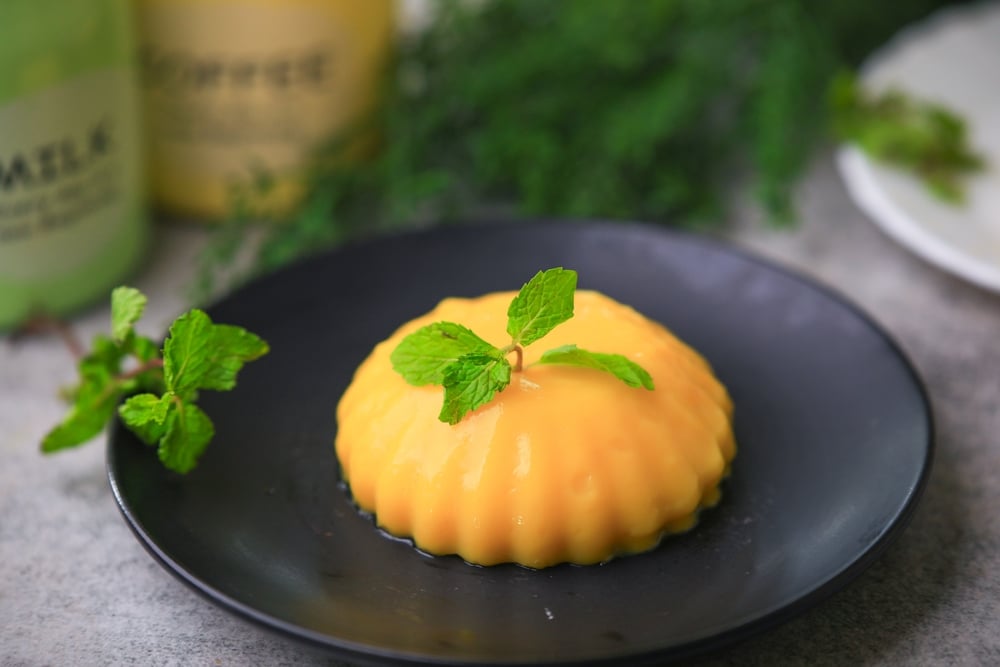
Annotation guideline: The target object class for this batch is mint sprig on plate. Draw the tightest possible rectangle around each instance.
[390,268,654,425]
[42,287,269,473]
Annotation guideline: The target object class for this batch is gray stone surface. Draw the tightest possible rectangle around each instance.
[2,155,999,665]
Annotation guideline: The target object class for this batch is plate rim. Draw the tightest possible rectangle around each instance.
[106,220,935,665]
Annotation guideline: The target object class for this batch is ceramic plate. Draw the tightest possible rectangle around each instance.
[836,1,1000,292]
[108,221,932,665]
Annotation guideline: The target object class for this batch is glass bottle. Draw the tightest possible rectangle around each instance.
[0,0,149,330]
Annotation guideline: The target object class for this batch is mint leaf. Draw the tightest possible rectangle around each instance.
[157,402,215,474]
[42,335,132,452]
[119,393,172,445]
[76,335,127,387]
[391,321,500,385]
[41,378,122,452]
[192,323,269,391]
[439,353,512,425]
[162,310,203,398]
[120,391,214,473]
[110,287,147,344]
[163,310,214,399]
[163,309,269,400]
[120,392,216,473]
[506,268,577,346]
[536,344,655,390]
[157,308,265,471]
[128,334,161,364]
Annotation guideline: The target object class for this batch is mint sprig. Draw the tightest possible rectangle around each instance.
[391,268,654,424]
[42,287,268,474]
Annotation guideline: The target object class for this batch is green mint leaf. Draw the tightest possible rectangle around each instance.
[110,286,147,344]
[121,391,214,473]
[438,353,512,425]
[536,344,655,390]
[43,334,133,452]
[193,323,270,391]
[164,309,269,399]
[118,393,172,445]
[76,335,127,387]
[41,376,122,452]
[163,309,217,398]
[506,268,577,346]
[127,334,161,364]
[157,401,215,474]
[391,321,500,385]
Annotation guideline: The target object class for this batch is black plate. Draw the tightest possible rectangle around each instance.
[108,221,933,665]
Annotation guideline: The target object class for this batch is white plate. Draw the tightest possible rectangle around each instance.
[836,1,1000,292]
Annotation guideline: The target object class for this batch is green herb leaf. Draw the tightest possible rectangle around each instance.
[41,334,133,452]
[118,392,172,445]
[536,344,655,390]
[391,321,500,385]
[157,401,215,474]
[76,335,128,388]
[118,390,216,473]
[162,310,211,399]
[439,354,512,425]
[193,323,270,391]
[163,309,269,400]
[110,287,147,344]
[506,268,577,346]
[41,378,123,452]
[128,334,161,364]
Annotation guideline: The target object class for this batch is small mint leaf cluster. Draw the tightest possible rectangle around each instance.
[42,287,269,474]
[390,268,654,425]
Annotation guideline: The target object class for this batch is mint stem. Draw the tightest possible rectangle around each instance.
[12,312,85,359]
[118,357,164,382]
[510,345,523,373]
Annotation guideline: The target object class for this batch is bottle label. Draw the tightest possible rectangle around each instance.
[0,68,142,281]
[136,1,392,217]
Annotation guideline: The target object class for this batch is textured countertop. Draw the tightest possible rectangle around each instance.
[3,156,999,666]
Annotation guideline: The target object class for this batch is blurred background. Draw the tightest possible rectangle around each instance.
[0,0,983,329]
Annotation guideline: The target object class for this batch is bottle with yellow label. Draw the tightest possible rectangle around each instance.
[135,0,395,222]
[0,0,148,331]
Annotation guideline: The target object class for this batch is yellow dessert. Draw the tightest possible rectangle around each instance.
[335,290,735,568]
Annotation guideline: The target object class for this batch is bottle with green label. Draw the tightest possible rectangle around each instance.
[0,0,148,331]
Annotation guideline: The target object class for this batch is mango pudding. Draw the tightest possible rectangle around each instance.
[335,289,735,569]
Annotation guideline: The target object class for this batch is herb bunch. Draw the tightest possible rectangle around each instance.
[202,0,965,290]
[391,268,653,424]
